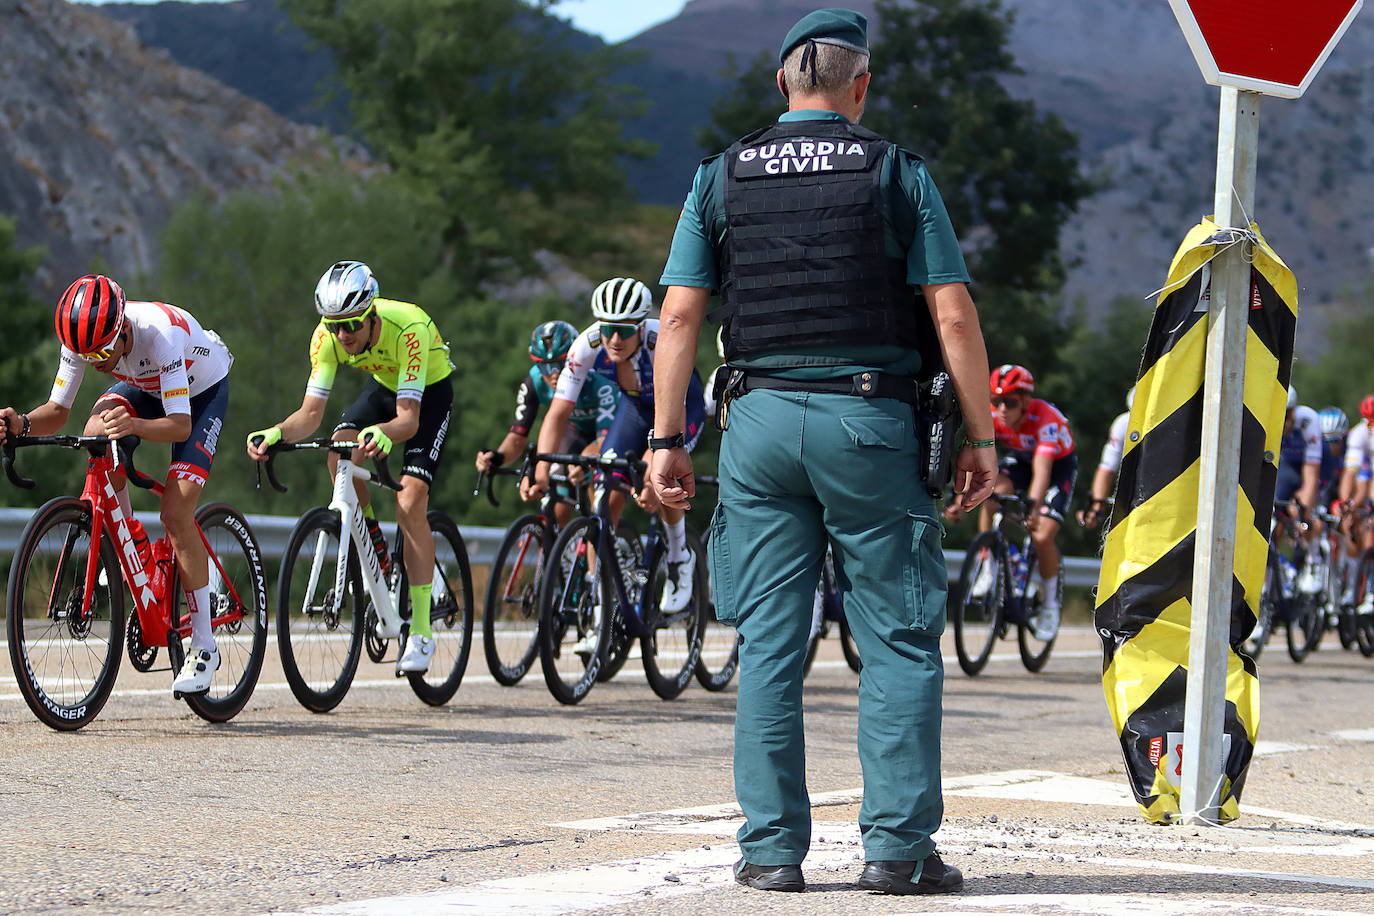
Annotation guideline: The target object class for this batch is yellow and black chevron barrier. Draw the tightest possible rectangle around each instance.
[1095,218,1295,824]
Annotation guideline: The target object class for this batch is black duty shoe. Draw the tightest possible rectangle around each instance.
[734,858,805,892]
[858,851,963,895]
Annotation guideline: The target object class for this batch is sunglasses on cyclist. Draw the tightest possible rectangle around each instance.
[535,359,566,375]
[991,396,1023,408]
[322,309,373,334]
[601,321,641,340]
[78,331,126,364]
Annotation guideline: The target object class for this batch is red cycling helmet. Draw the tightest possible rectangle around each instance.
[1361,395,1374,422]
[55,274,125,355]
[990,364,1034,396]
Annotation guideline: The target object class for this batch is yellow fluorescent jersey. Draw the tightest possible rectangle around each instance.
[306,298,453,402]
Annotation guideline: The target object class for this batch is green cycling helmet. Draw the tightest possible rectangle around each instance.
[530,320,578,364]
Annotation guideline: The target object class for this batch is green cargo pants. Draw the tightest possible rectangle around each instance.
[710,386,947,868]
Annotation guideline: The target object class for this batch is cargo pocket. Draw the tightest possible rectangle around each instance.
[902,513,948,633]
[707,504,740,625]
[840,416,905,449]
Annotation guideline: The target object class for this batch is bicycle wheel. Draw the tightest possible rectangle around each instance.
[538,516,610,704]
[641,537,707,700]
[1244,548,1280,660]
[277,507,364,713]
[952,530,1005,676]
[401,511,475,706]
[1017,544,1055,672]
[178,503,269,723]
[6,497,125,730]
[838,612,862,673]
[694,528,739,691]
[482,515,548,686]
[598,520,643,682]
[1286,592,1323,663]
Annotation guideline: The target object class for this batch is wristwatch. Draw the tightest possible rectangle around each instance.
[648,428,686,450]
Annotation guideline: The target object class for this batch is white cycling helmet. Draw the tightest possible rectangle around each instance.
[590,277,651,322]
[1286,385,1297,410]
[315,260,379,317]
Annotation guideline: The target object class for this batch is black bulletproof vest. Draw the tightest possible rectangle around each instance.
[716,119,917,360]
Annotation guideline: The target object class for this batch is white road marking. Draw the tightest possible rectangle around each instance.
[1332,727,1374,742]
[1253,741,1321,756]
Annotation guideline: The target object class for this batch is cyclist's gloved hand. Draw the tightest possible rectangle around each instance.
[247,426,282,449]
[360,425,393,458]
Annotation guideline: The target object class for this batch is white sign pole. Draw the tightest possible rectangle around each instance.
[1181,86,1261,824]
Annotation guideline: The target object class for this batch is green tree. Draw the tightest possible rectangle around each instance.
[866,0,1091,297]
[0,217,50,407]
[281,0,653,284]
[1291,296,1374,413]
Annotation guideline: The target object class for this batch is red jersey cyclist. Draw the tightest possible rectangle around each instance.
[0,275,234,695]
[245,261,455,675]
[947,364,1077,639]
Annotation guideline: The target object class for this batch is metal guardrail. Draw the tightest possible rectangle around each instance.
[0,507,1105,587]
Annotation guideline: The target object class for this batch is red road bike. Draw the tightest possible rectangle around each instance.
[4,435,268,730]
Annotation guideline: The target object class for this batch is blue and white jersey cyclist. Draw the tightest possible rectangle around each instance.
[524,277,706,614]
[475,320,620,528]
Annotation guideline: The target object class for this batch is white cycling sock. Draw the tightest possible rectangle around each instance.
[665,517,688,562]
[185,584,216,652]
[1040,573,1060,608]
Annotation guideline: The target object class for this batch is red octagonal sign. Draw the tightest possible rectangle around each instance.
[1169,0,1363,98]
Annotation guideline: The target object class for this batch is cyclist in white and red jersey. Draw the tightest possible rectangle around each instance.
[1339,396,1374,609]
[0,275,234,695]
[1078,386,1133,530]
[948,364,1076,640]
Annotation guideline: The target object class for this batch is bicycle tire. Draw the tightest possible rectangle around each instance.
[401,511,475,706]
[6,497,125,731]
[1286,592,1322,663]
[838,612,862,673]
[598,520,644,682]
[952,530,1005,676]
[277,507,365,713]
[1017,542,1055,672]
[482,515,548,686]
[641,536,707,700]
[694,527,739,691]
[1244,548,1281,660]
[178,503,269,723]
[538,516,610,704]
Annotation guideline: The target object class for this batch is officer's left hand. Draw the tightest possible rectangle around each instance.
[949,444,997,514]
[649,448,695,510]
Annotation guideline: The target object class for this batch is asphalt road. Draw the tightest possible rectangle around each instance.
[1,625,1372,916]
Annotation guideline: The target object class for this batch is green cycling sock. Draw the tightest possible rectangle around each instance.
[409,583,433,638]
[361,503,376,521]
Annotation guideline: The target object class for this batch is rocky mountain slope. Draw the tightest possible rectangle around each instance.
[22,0,1374,354]
[0,0,358,294]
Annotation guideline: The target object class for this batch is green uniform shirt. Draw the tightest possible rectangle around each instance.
[660,110,970,379]
[306,298,453,401]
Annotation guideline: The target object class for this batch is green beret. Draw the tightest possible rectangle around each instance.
[779,8,869,63]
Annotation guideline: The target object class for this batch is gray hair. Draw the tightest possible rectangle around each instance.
[781,41,869,95]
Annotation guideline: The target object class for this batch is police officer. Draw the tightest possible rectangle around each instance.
[649,8,996,896]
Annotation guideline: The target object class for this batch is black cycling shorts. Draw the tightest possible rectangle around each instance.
[334,376,452,486]
[998,451,1078,524]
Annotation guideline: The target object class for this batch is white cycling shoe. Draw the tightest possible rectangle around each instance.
[1033,603,1060,642]
[396,634,434,674]
[661,548,696,613]
[173,646,219,695]
[970,558,996,599]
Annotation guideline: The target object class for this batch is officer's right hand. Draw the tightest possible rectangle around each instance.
[246,427,282,462]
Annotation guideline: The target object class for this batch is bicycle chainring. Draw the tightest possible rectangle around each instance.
[125,610,159,672]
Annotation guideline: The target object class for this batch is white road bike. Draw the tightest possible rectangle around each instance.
[259,438,473,712]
